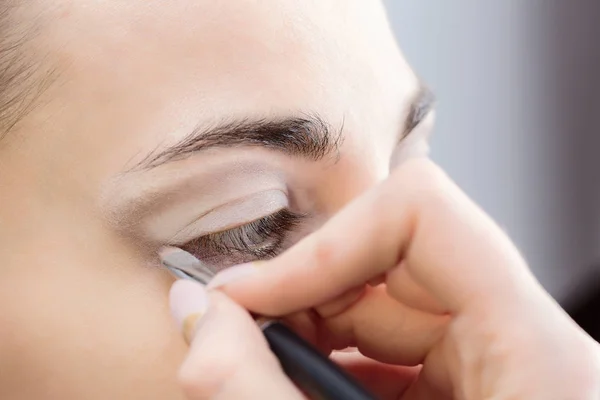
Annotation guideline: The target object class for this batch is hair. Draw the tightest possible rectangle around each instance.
[0,2,54,141]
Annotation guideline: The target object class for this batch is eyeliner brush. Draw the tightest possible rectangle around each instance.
[161,249,377,400]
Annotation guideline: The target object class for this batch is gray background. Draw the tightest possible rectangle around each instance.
[386,1,600,305]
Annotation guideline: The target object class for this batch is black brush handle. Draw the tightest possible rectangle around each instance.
[262,321,378,400]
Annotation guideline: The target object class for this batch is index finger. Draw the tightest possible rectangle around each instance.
[216,158,538,315]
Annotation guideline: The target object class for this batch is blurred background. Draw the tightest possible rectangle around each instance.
[385,1,599,339]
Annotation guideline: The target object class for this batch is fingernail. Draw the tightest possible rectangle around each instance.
[169,280,209,344]
[207,262,260,290]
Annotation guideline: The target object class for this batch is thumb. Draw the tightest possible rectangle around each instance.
[169,280,303,400]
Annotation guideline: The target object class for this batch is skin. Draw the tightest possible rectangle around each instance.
[175,159,600,399]
[0,1,431,398]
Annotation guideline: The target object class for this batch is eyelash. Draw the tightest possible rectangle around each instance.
[179,208,304,268]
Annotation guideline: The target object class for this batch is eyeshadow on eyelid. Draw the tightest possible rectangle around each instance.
[102,157,288,228]
[166,189,289,244]
[132,165,289,242]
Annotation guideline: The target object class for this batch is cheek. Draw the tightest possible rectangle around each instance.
[0,242,187,399]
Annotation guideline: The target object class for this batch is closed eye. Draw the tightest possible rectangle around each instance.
[178,208,305,272]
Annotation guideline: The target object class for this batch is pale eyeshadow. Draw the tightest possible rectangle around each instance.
[140,165,288,244]
[100,149,290,233]
[166,189,288,245]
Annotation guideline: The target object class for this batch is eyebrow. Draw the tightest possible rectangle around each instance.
[132,113,342,171]
[132,83,435,171]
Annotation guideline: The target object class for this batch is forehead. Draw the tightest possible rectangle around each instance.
[28,0,415,178]
[56,1,410,101]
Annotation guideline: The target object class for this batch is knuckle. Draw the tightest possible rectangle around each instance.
[308,234,338,268]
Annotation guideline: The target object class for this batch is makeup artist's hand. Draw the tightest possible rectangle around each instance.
[182,158,600,400]
[170,281,306,399]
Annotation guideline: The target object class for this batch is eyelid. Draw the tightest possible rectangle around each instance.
[404,110,435,141]
[167,189,289,245]
[391,111,435,168]
[173,208,304,271]
[399,111,435,148]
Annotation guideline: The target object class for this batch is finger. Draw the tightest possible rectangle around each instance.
[169,280,303,400]
[313,285,366,319]
[273,286,446,367]
[282,310,332,354]
[282,286,447,365]
[320,286,448,365]
[331,350,419,400]
[386,262,446,315]
[281,285,364,355]
[400,377,452,400]
[214,158,538,315]
[399,343,453,400]
[291,285,367,353]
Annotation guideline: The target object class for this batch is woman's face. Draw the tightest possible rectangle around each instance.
[0,1,433,398]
